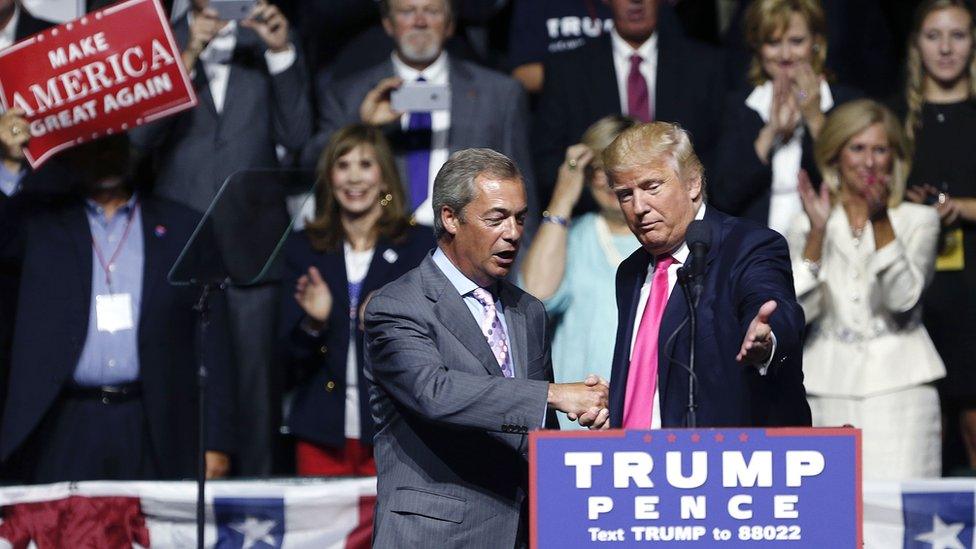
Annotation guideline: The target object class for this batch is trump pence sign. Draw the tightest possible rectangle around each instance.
[530,428,861,547]
[0,0,195,167]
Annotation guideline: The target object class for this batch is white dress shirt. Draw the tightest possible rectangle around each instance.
[188,14,296,114]
[343,243,374,439]
[610,28,657,118]
[745,80,833,235]
[391,52,451,226]
[627,206,774,428]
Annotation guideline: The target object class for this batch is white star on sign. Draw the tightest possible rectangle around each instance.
[229,516,278,549]
[915,515,965,549]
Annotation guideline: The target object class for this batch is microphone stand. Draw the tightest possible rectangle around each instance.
[677,268,698,428]
[193,280,224,549]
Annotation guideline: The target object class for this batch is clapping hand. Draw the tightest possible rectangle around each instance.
[770,72,801,142]
[294,266,333,330]
[791,62,822,117]
[861,174,890,221]
[360,76,404,126]
[797,169,830,231]
[243,0,291,53]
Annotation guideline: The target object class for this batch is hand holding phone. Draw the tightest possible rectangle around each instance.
[210,0,256,21]
[391,82,451,113]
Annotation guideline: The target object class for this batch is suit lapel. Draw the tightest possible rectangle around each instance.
[219,27,260,134]
[654,23,680,122]
[592,38,623,114]
[422,257,505,377]
[361,239,396,297]
[447,59,477,151]
[658,208,723,413]
[499,283,528,379]
[138,200,164,336]
[65,205,94,317]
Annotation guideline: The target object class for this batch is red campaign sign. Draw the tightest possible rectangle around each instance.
[0,0,196,167]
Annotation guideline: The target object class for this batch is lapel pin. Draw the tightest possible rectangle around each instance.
[154,225,167,238]
[383,249,398,264]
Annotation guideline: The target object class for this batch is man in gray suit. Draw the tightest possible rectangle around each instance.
[364,149,609,548]
[302,0,537,232]
[129,0,312,476]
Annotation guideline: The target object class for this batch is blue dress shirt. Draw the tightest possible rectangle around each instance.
[73,196,144,386]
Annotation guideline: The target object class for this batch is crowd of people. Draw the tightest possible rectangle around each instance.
[0,0,974,487]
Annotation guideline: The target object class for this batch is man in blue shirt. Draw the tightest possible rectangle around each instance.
[0,133,236,483]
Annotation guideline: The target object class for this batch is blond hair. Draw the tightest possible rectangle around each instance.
[603,122,705,190]
[904,0,976,142]
[744,0,828,86]
[814,100,910,208]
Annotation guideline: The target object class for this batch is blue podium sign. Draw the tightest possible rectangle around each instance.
[529,428,861,547]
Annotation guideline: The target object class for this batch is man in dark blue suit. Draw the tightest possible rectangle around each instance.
[533,0,726,214]
[604,122,810,429]
[0,134,235,483]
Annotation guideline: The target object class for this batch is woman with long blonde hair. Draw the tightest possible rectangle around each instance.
[901,0,976,470]
[788,100,944,480]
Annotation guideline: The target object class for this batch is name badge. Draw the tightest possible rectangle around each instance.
[95,293,134,333]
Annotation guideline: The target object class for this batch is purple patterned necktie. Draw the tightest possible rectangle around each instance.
[472,288,513,378]
[405,76,432,211]
[627,53,652,122]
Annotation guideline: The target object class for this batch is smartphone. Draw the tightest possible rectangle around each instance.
[210,0,256,21]
[391,82,451,113]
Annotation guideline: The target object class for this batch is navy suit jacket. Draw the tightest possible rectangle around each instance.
[0,196,236,479]
[533,5,726,213]
[609,208,811,428]
[710,83,862,225]
[277,225,433,448]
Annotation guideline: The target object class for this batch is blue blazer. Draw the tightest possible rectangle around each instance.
[608,208,811,428]
[278,224,433,448]
[0,196,236,478]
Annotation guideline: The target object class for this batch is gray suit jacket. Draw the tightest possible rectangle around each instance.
[302,56,539,235]
[128,19,312,276]
[363,254,556,549]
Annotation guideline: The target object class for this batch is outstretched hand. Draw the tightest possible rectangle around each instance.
[737,300,776,365]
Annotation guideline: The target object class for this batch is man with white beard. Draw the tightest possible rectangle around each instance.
[302,0,538,232]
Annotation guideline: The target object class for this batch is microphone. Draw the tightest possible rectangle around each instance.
[685,220,712,302]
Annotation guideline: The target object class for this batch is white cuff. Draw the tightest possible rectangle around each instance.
[264,44,296,75]
[756,331,777,376]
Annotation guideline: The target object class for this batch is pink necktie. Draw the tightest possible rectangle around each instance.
[627,53,652,122]
[622,255,674,428]
[472,288,513,378]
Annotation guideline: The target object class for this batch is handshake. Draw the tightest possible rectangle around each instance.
[548,374,610,430]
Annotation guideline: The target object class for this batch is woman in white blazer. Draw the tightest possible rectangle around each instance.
[787,99,945,480]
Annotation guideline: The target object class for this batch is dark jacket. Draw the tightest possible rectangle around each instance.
[710,83,862,225]
[609,208,811,428]
[0,196,236,479]
[278,224,433,448]
[533,4,726,213]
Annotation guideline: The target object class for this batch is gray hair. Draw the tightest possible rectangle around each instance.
[431,148,521,240]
